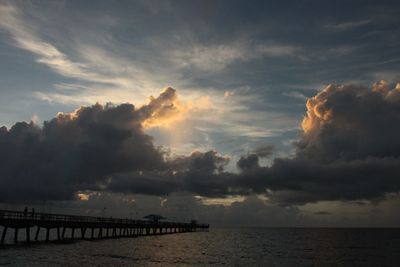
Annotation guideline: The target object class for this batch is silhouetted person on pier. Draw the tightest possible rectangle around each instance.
[23,207,28,217]
[31,208,35,218]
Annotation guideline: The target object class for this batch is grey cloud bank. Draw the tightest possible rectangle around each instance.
[1,82,400,208]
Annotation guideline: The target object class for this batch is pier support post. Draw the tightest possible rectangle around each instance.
[26,227,30,243]
[46,228,50,242]
[57,227,61,240]
[112,228,116,238]
[1,226,7,244]
[14,228,19,243]
[81,228,86,239]
[91,228,94,240]
[35,226,40,241]
[71,228,75,240]
[62,227,66,240]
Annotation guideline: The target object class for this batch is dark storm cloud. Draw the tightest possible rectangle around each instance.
[236,82,400,204]
[0,87,243,202]
[169,151,239,197]
[108,150,241,198]
[237,145,274,171]
[238,156,400,204]
[0,88,186,202]
[237,154,260,171]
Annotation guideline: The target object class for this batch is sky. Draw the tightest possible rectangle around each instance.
[1,0,400,227]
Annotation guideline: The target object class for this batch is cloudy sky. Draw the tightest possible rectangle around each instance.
[1,0,400,227]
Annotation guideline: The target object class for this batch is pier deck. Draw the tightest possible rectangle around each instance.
[0,209,209,244]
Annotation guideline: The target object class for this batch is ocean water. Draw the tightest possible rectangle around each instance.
[1,228,400,266]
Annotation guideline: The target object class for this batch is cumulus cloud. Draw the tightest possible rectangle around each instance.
[0,87,238,202]
[0,88,204,202]
[140,87,188,128]
[299,80,400,162]
[0,103,159,202]
[237,81,400,204]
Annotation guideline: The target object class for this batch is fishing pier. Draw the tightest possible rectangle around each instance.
[0,209,209,244]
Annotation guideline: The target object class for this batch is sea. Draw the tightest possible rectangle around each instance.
[0,228,400,266]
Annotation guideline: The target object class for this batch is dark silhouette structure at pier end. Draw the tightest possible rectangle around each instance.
[0,209,209,245]
[143,214,165,223]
